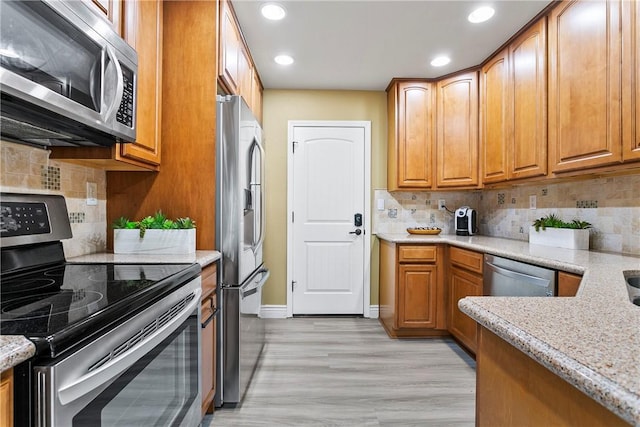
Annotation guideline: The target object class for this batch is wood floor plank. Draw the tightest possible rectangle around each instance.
[202,318,475,426]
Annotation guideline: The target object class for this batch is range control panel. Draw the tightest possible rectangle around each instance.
[0,202,51,237]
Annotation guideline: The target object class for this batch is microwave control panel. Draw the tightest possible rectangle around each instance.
[116,65,135,128]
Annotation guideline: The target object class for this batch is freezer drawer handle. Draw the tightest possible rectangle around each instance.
[240,267,270,299]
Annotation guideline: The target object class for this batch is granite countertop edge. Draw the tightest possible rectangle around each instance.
[377,232,640,426]
[0,336,36,373]
[0,250,221,372]
[459,299,640,426]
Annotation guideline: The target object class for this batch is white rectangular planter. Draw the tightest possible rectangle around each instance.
[528,226,589,250]
[114,229,196,254]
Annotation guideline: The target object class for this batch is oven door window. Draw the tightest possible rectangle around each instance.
[72,314,199,426]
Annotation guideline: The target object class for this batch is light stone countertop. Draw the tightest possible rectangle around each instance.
[0,250,221,373]
[377,233,640,426]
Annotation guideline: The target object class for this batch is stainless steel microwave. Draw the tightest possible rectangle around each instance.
[0,0,137,147]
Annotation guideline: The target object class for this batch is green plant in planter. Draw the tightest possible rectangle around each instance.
[532,213,591,232]
[113,211,196,238]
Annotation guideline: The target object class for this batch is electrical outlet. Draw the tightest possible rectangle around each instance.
[529,195,536,210]
[86,182,97,206]
[438,199,446,210]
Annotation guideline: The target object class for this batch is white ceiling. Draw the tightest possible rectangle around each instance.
[232,0,553,91]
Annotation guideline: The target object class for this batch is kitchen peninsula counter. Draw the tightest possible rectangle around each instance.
[0,251,221,373]
[377,233,640,426]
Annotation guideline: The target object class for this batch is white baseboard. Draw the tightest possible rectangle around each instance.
[260,305,288,319]
[260,305,380,319]
[369,305,379,319]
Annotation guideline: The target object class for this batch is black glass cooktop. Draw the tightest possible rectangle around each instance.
[0,263,200,358]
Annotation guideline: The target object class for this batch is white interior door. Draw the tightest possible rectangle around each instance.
[289,123,369,315]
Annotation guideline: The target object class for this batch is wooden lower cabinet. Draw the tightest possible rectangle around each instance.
[448,247,483,354]
[0,369,13,427]
[557,271,582,297]
[476,327,628,426]
[379,241,447,338]
[200,263,218,416]
[449,266,482,353]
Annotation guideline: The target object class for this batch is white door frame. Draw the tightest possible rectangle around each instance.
[286,120,372,318]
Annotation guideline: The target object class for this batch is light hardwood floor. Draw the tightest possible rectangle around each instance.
[202,318,476,426]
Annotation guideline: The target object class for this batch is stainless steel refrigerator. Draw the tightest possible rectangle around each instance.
[215,95,269,406]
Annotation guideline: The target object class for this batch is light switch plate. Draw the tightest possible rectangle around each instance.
[86,182,98,206]
[529,195,536,210]
[377,199,385,211]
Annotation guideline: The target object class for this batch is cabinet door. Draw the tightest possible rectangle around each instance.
[481,49,510,184]
[387,81,435,190]
[557,271,582,297]
[219,0,241,95]
[510,18,548,180]
[449,266,482,353]
[623,0,640,161]
[436,71,479,188]
[238,46,253,106]
[119,0,162,167]
[397,264,437,329]
[548,0,623,172]
[251,71,263,124]
[0,369,13,427]
[85,0,122,34]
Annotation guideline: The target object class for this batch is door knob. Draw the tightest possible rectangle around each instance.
[349,229,362,236]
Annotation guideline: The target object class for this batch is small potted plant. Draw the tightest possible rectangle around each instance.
[529,213,591,250]
[112,211,196,254]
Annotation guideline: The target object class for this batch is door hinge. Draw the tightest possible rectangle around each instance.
[291,280,297,292]
[292,141,298,153]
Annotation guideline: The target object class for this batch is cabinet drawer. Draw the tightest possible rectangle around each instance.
[398,245,437,263]
[201,263,218,299]
[450,247,483,274]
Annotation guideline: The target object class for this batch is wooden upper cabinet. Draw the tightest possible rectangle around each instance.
[387,81,435,190]
[85,0,122,34]
[510,18,548,180]
[119,0,162,167]
[623,0,640,161]
[218,0,263,121]
[548,0,623,173]
[481,49,510,184]
[219,0,242,95]
[436,71,480,188]
[481,18,547,185]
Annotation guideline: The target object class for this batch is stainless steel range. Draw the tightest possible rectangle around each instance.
[0,193,202,426]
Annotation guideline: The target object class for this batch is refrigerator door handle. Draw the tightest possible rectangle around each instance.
[251,137,266,252]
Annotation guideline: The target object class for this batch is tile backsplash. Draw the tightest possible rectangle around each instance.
[1,140,107,257]
[373,174,640,255]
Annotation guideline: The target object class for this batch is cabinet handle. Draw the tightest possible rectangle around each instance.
[201,307,219,329]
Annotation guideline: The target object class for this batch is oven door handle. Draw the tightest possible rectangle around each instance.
[57,288,201,406]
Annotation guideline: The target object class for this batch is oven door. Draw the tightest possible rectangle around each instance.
[33,279,202,427]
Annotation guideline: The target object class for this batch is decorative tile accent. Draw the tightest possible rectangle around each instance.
[388,208,397,219]
[511,197,516,204]
[41,165,60,190]
[498,193,505,205]
[542,188,548,196]
[577,200,598,208]
[69,212,86,223]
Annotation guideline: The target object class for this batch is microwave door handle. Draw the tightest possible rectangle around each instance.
[101,46,124,124]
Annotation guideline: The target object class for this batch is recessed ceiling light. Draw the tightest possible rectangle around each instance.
[468,6,495,23]
[274,55,294,65]
[261,3,286,20]
[430,56,451,67]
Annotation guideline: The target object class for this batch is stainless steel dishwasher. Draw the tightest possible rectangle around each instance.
[484,254,556,296]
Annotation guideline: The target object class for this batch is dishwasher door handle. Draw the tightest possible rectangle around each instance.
[485,261,550,288]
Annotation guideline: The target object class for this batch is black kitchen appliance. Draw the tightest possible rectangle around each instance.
[455,206,477,236]
[1,193,203,426]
